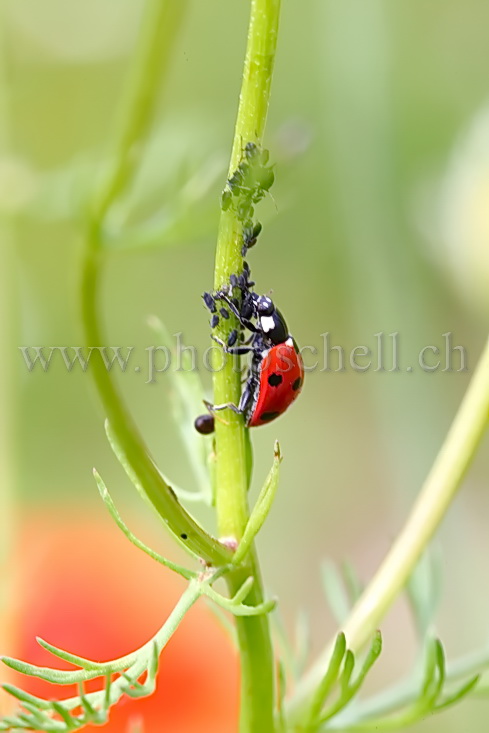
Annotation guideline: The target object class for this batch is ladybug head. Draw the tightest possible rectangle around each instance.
[254,296,289,345]
[255,295,274,316]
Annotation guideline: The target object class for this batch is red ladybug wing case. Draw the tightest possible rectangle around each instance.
[248,339,304,427]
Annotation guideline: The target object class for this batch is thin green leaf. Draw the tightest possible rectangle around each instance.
[1,656,104,685]
[94,468,196,579]
[230,576,255,605]
[342,639,447,731]
[121,673,152,698]
[424,640,445,706]
[148,641,159,681]
[104,672,112,710]
[78,685,99,721]
[147,315,213,504]
[435,674,480,710]
[319,649,362,725]
[201,583,276,616]
[104,419,206,553]
[277,659,287,733]
[420,637,443,704]
[321,562,351,625]
[51,701,77,729]
[16,702,47,726]
[406,550,442,639]
[332,638,489,728]
[104,420,156,508]
[233,441,282,565]
[36,637,107,671]
[341,560,364,606]
[318,632,383,727]
[2,684,51,710]
[340,650,355,692]
[348,631,383,697]
[419,636,439,700]
[305,632,346,726]
[1,582,201,731]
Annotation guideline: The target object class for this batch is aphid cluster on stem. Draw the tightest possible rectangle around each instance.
[221,142,274,211]
[221,142,274,258]
[196,141,303,434]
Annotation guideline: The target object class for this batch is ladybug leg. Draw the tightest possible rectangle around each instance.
[237,377,256,414]
[203,399,242,417]
[214,292,259,334]
[203,379,254,422]
[212,334,254,356]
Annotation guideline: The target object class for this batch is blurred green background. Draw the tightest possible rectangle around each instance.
[1,0,489,730]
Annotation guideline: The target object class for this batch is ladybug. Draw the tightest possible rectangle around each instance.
[196,280,304,431]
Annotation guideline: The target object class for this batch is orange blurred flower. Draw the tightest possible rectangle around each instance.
[5,509,239,733]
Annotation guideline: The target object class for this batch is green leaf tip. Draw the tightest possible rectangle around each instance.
[436,674,480,710]
[304,631,347,726]
[232,441,282,565]
[36,636,106,671]
[103,419,229,566]
[93,465,196,580]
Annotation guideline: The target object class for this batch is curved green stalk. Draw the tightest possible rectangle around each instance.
[212,1,281,730]
[81,0,231,567]
[289,336,489,719]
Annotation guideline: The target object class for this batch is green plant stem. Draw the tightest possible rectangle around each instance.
[212,1,281,731]
[213,0,281,537]
[80,0,231,567]
[289,336,489,719]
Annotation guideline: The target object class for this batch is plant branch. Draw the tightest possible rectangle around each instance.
[290,336,489,718]
[212,0,281,730]
[80,0,231,566]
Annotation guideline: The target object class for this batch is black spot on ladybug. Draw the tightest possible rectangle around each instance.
[292,377,302,391]
[220,307,230,319]
[268,373,283,387]
[260,411,280,422]
[211,314,219,329]
[194,414,215,435]
[180,533,188,540]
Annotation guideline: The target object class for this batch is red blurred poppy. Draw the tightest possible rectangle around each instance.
[3,509,239,732]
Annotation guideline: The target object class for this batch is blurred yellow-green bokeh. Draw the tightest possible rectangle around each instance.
[1,1,489,731]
